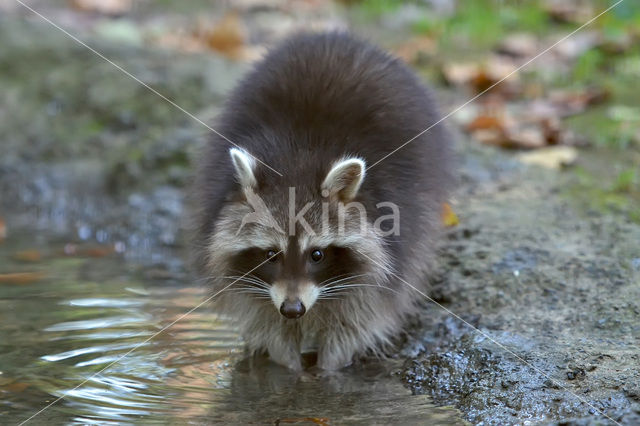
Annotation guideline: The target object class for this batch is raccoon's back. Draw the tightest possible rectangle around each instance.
[195,32,453,270]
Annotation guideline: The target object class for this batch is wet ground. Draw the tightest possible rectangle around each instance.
[399,141,640,424]
[1,10,639,426]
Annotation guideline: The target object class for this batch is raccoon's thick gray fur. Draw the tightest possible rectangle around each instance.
[192,32,453,371]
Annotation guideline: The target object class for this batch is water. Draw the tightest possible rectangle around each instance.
[0,231,463,424]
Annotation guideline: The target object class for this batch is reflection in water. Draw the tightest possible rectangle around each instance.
[0,235,463,424]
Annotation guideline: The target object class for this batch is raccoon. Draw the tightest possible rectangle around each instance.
[192,32,453,371]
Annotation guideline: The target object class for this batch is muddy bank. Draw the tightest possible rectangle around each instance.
[399,140,640,424]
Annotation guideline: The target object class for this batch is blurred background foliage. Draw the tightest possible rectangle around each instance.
[1,0,638,226]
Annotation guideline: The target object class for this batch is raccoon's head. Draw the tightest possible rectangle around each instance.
[206,148,392,319]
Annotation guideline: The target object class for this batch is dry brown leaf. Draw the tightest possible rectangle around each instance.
[497,33,538,58]
[201,12,247,60]
[69,0,131,16]
[0,217,5,242]
[13,250,42,262]
[473,128,509,147]
[394,36,436,64]
[0,272,45,285]
[4,382,30,393]
[156,13,259,61]
[443,56,520,97]
[83,246,115,257]
[550,88,609,116]
[507,127,547,149]
[472,123,547,149]
[554,31,600,60]
[518,146,578,169]
[442,203,459,227]
[474,55,520,95]
[544,0,595,24]
[466,115,505,132]
[441,62,479,86]
[61,243,114,258]
[540,117,563,145]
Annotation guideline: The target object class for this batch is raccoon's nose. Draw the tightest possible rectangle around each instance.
[280,298,306,319]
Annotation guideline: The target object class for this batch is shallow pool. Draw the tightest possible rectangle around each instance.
[0,230,462,424]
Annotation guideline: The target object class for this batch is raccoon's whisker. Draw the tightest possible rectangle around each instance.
[317,273,364,287]
[227,291,272,300]
[224,279,269,289]
[321,283,399,294]
[320,274,369,288]
[222,274,266,284]
[231,286,271,295]
[222,278,269,289]
[228,270,270,285]
[239,274,271,289]
[323,283,395,293]
[316,273,351,286]
[221,275,271,289]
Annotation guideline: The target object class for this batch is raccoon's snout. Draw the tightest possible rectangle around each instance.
[280,298,306,319]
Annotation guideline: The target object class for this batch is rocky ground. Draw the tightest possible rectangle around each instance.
[399,138,640,424]
[1,9,639,425]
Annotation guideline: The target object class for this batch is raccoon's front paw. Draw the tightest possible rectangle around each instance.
[316,348,354,371]
[271,356,302,372]
[267,342,302,372]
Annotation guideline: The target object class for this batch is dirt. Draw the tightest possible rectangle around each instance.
[399,139,640,424]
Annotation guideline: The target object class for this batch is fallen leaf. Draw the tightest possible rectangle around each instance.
[554,31,600,60]
[441,62,479,86]
[507,127,547,149]
[473,128,510,147]
[550,87,609,115]
[517,146,578,169]
[13,250,42,262]
[475,55,520,94]
[4,382,30,393]
[466,115,504,132]
[61,244,114,258]
[0,217,5,242]
[202,12,247,59]
[497,33,538,58]
[540,117,563,145]
[83,246,115,258]
[544,0,595,24]
[0,272,45,285]
[69,0,132,16]
[154,13,262,61]
[442,55,520,96]
[442,203,459,227]
[394,35,436,64]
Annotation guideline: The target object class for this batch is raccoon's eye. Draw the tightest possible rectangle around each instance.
[310,249,324,263]
[266,250,278,262]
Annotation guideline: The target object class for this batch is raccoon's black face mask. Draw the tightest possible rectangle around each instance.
[214,148,389,319]
[228,241,366,319]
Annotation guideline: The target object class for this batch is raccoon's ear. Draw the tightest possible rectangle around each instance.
[321,157,366,202]
[229,147,257,188]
